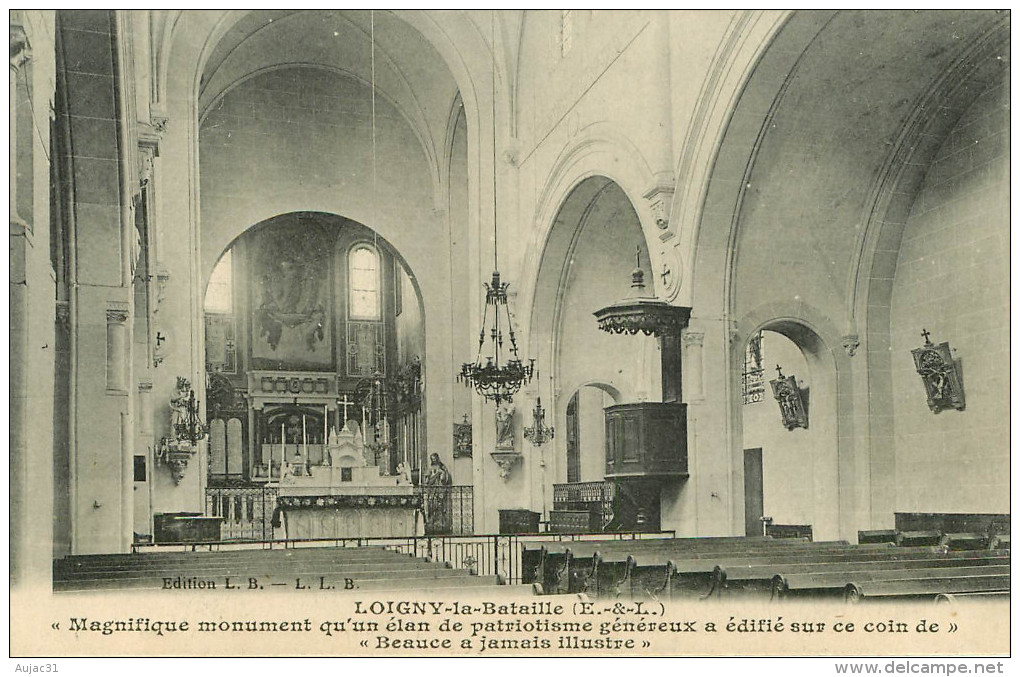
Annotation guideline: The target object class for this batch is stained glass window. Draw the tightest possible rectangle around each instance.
[742,330,765,405]
[349,245,380,320]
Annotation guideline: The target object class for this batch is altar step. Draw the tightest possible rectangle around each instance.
[53,547,506,593]
[56,547,422,573]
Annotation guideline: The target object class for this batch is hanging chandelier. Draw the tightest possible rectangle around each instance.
[523,396,554,446]
[458,271,534,405]
[458,13,534,405]
[594,246,690,337]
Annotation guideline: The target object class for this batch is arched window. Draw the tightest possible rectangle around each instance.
[205,250,233,313]
[348,244,380,320]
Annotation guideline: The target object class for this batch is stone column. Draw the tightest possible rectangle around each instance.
[682,330,705,402]
[106,304,131,393]
[138,379,155,538]
[8,23,32,587]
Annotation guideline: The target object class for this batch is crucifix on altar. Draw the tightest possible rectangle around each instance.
[337,394,356,432]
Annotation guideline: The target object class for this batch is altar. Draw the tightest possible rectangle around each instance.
[275,420,422,539]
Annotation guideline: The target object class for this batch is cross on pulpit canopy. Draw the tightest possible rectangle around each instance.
[921,328,932,345]
[337,395,355,425]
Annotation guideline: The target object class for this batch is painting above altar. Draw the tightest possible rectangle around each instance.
[250,218,335,370]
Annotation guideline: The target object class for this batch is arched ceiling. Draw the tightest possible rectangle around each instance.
[197,10,460,181]
[732,9,1008,315]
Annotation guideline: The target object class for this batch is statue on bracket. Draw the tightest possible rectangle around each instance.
[491,404,521,480]
[157,377,208,484]
[770,365,808,431]
[911,328,965,413]
[495,404,515,450]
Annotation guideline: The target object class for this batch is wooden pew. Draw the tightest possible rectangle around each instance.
[604,544,903,599]
[531,536,798,594]
[858,529,898,545]
[896,530,942,547]
[559,540,873,597]
[939,532,991,551]
[935,591,1010,605]
[843,572,1011,603]
[521,536,775,593]
[587,545,993,599]
[672,549,1003,600]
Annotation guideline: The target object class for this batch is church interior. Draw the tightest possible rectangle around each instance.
[10,10,1010,600]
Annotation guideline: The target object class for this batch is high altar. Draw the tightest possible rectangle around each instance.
[275,420,422,539]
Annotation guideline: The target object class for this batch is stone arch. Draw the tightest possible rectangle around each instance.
[731,302,853,540]
[561,381,620,486]
[519,126,663,362]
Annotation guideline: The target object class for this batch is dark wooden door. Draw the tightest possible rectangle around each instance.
[743,448,764,537]
[566,392,580,483]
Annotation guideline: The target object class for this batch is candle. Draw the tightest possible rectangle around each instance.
[323,405,328,445]
[302,414,307,458]
[280,422,285,472]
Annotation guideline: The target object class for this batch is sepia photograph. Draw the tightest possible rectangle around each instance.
[8,7,1012,669]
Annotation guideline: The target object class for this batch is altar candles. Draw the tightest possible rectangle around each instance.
[302,414,307,457]
[323,405,328,444]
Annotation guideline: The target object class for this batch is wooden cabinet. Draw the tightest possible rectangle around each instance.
[604,402,688,479]
[499,509,541,535]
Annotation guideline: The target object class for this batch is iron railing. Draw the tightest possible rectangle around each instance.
[131,530,675,585]
[553,481,615,530]
[419,485,473,536]
[205,484,473,540]
[205,485,278,541]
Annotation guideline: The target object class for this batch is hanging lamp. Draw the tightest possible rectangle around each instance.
[523,396,554,446]
[458,12,534,405]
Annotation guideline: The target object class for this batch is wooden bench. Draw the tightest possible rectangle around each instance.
[843,573,1010,603]
[858,529,898,545]
[587,545,1001,600]
[599,544,904,599]
[670,549,1003,600]
[896,530,942,547]
[939,532,991,550]
[520,536,775,591]
[547,540,865,596]
[529,537,802,593]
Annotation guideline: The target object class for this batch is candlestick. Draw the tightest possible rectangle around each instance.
[280,422,285,473]
[323,405,328,445]
[302,414,307,459]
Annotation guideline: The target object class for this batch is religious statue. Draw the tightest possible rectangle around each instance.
[495,404,515,451]
[423,453,452,534]
[769,365,808,431]
[911,329,965,413]
[395,461,412,486]
[158,376,207,485]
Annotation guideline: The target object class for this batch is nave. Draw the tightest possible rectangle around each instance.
[9,11,1009,604]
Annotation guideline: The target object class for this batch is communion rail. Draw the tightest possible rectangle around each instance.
[131,530,675,585]
[204,484,475,540]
